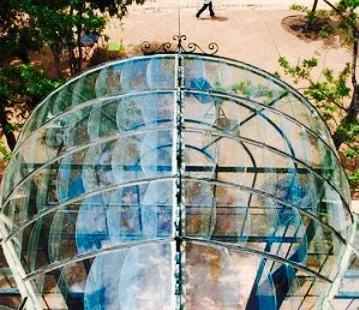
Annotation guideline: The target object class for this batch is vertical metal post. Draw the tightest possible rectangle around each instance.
[174,7,186,308]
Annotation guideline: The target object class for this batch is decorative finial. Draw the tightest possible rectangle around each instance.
[140,35,219,55]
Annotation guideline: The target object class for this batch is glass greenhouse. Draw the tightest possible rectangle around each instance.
[0,52,357,310]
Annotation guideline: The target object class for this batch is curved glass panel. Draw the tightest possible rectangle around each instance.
[0,54,353,310]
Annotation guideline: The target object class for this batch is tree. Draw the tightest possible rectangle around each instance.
[0,0,145,154]
[286,0,358,149]
[0,1,42,63]
[278,56,358,188]
[320,0,359,148]
[306,0,320,30]
[14,0,145,77]
[0,65,62,152]
[0,0,63,155]
[279,56,356,143]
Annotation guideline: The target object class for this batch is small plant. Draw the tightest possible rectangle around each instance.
[273,71,281,79]
[290,3,308,12]
[285,3,354,46]
[306,11,316,24]
[318,24,334,38]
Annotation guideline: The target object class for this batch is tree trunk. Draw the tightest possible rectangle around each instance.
[306,0,319,30]
[332,93,358,149]
[311,0,319,13]
[76,29,83,74]
[75,6,84,74]
[351,28,358,86]
[333,28,359,149]
[50,45,63,79]
[67,6,75,76]
[18,48,30,64]
[0,103,17,151]
[68,45,75,76]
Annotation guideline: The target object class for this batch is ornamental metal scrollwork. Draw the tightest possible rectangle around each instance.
[185,41,218,55]
[141,34,219,55]
[140,41,172,54]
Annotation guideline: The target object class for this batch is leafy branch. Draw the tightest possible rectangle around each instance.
[279,56,351,120]
[279,54,358,192]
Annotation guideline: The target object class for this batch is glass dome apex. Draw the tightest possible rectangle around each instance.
[0,53,353,310]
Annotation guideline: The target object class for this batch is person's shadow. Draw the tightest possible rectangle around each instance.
[198,16,228,22]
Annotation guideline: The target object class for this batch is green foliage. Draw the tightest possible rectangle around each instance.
[290,3,308,12]
[306,11,316,23]
[213,80,229,93]
[0,0,143,151]
[306,66,350,118]
[278,55,358,194]
[335,116,359,143]
[21,65,63,99]
[3,123,20,133]
[288,2,358,44]
[0,64,62,150]
[231,81,252,98]
[345,147,358,158]
[279,56,350,119]
[347,169,359,187]
[0,1,42,62]
[273,71,281,79]
[317,24,334,38]
[12,0,145,75]
[0,142,11,160]
[213,76,287,105]
[0,65,62,104]
[0,67,24,99]
[337,0,359,11]
[278,56,318,83]
[279,53,358,193]
[278,55,356,146]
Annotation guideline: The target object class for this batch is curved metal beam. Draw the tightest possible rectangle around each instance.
[2,126,175,204]
[183,127,353,223]
[183,176,348,244]
[2,176,176,243]
[12,89,175,157]
[185,238,332,283]
[19,236,333,284]
[183,89,342,170]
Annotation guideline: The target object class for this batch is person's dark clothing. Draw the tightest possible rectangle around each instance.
[196,1,215,18]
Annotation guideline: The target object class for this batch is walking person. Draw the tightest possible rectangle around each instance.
[196,0,215,18]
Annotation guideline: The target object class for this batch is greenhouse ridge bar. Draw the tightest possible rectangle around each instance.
[0,50,355,309]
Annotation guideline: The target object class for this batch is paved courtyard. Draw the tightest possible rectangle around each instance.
[133,0,329,10]
[104,1,351,80]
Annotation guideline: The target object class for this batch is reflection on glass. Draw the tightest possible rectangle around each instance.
[0,54,353,310]
[76,194,111,253]
[84,244,173,310]
[107,181,173,242]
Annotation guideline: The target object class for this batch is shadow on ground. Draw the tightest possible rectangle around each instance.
[198,16,228,22]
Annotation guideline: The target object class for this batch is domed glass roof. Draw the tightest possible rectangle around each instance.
[0,53,354,310]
